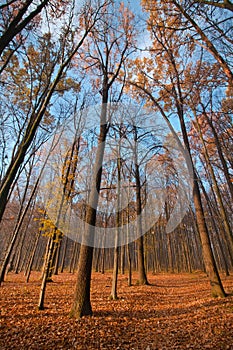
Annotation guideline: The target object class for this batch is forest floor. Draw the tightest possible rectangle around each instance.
[0,271,233,350]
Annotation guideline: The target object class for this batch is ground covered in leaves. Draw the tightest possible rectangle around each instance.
[0,271,233,349]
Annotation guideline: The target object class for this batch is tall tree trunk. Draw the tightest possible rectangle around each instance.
[193,112,233,256]
[193,178,226,296]
[70,97,109,318]
[110,149,121,300]
[178,92,226,296]
[135,81,226,296]
[199,175,232,274]
[133,128,149,285]
[101,248,105,274]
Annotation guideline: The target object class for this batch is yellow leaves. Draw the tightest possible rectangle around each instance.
[39,216,62,238]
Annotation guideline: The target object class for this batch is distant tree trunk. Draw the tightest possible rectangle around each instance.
[69,242,79,273]
[14,226,27,274]
[136,236,148,284]
[127,242,132,286]
[101,248,105,274]
[60,236,68,273]
[34,239,45,271]
[53,235,63,275]
[126,178,132,286]
[120,246,125,275]
[94,249,98,272]
[110,240,119,300]
[0,181,37,284]
[151,229,158,274]
[25,231,41,283]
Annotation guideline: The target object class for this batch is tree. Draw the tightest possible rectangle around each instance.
[0,1,73,75]
[193,0,233,12]
[131,125,149,285]
[0,0,49,57]
[129,1,226,296]
[169,0,233,85]
[38,128,81,309]
[0,0,104,224]
[70,0,136,318]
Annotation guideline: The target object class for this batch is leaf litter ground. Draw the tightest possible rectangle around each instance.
[0,271,233,349]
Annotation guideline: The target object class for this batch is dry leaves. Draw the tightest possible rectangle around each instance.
[0,272,233,349]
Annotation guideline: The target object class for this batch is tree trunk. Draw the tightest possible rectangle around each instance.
[173,76,226,295]
[134,131,149,285]
[120,246,125,275]
[25,232,40,282]
[38,232,56,310]
[70,244,94,317]
[60,236,68,273]
[204,111,233,201]
[110,244,119,300]
[110,150,121,300]
[127,242,132,287]
[193,113,233,257]
[70,98,109,318]
[193,178,226,296]
[0,0,49,57]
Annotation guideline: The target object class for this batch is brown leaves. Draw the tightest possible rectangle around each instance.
[0,272,233,349]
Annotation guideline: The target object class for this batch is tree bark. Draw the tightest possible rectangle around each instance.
[193,177,226,296]
[0,0,49,57]
[133,127,149,285]
[70,97,109,318]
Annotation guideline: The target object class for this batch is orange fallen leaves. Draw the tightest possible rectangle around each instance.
[0,272,233,349]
